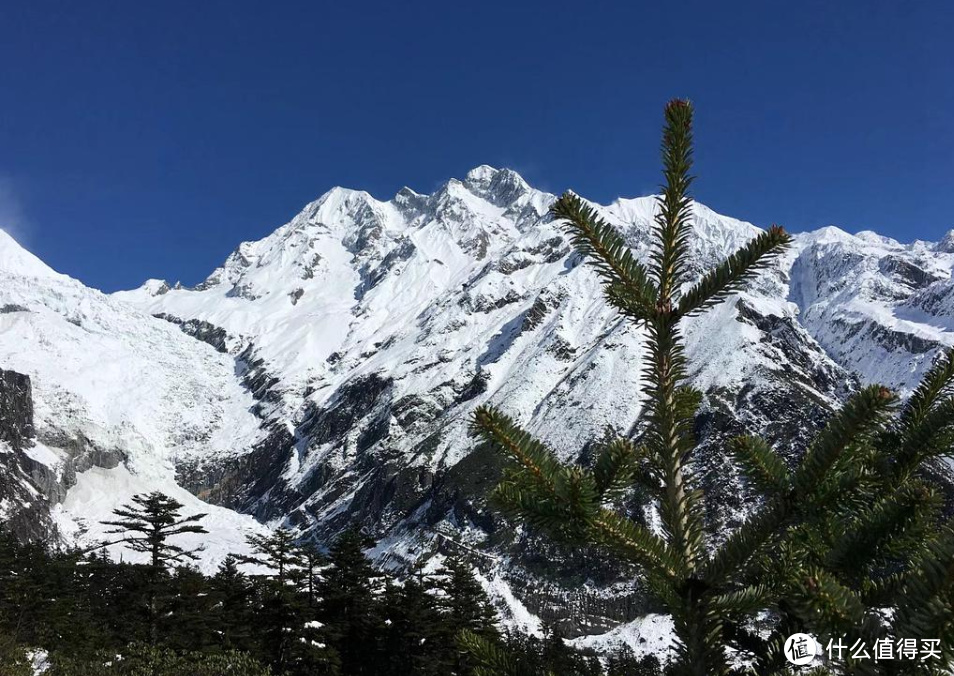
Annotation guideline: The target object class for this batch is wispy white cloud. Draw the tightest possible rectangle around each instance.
[0,176,32,245]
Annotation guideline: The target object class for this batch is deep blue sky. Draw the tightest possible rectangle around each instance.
[1,0,952,292]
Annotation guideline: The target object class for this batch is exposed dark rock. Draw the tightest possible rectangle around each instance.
[177,424,298,520]
[879,256,943,289]
[0,369,34,449]
[299,374,393,448]
[154,313,231,353]
[495,255,534,275]
[226,283,260,300]
[301,253,323,280]
[454,371,489,405]
[355,239,416,300]
[0,369,55,542]
[522,295,550,332]
[473,289,523,313]
[547,336,577,361]
[236,344,283,416]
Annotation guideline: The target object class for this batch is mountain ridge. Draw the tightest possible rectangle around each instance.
[2,165,953,636]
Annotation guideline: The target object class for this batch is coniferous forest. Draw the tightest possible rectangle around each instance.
[0,505,659,676]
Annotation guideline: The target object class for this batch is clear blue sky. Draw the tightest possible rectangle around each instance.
[1,0,951,292]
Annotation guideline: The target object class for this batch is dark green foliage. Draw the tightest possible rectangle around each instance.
[161,565,217,652]
[0,634,31,676]
[239,527,304,583]
[46,644,273,676]
[209,554,256,649]
[239,528,338,675]
[468,99,954,676]
[317,529,383,675]
[439,557,499,640]
[100,491,208,570]
[462,628,604,676]
[605,647,662,676]
[98,491,211,645]
[436,557,500,675]
[0,518,645,675]
[380,576,448,676]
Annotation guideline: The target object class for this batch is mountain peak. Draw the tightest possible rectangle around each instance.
[464,164,499,184]
[0,228,58,279]
[462,165,531,207]
[936,229,954,253]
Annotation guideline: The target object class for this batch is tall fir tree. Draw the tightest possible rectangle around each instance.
[464,100,954,676]
[438,557,499,640]
[99,492,209,570]
[209,554,256,650]
[98,491,209,645]
[239,527,304,583]
[239,528,337,675]
[436,557,500,675]
[298,540,326,608]
[317,528,384,676]
[379,574,449,676]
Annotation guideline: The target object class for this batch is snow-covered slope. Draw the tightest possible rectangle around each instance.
[0,229,269,571]
[1,166,952,627]
[789,227,954,392]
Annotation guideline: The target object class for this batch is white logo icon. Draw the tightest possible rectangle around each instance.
[784,633,817,665]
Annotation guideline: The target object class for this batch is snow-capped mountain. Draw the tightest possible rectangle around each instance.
[1,166,952,633]
[0,228,270,569]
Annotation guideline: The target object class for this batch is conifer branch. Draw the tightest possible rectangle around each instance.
[550,192,658,321]
[592,508,681,579]
[790,568,867,637]
[652,99,695,299]
[730,435,790,496]
[893,524,954,642]
[471,406,563,486]
[458,630,540,676]
[709,584,773,619]
[899,348,954,430]
[704,497,789,586]
[706,387,895,585]
[676,226,792,317]
[793,385,895,495]
[592,438,641,498]
[827,484,941,577]
[894,396,954,476]
[475,409,679,577]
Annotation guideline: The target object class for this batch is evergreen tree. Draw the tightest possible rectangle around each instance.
[436,557,499,674]
[240,528,338,675]
[46,644,274,676]
[605,647,661,676]
[439,557,498,639]
[36,549,113,660]
[379,575,448,676]
[298,540,326,608]
[539,625,601,676]
[317,528,383,676]
[0,528,45,648]
[464,99,954,676]
[100,492,209,570]
[240,527,304,583]
[209,554,256,649]
[161,565,216,652]
[0,635,31,676]
[98,491,209,645]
